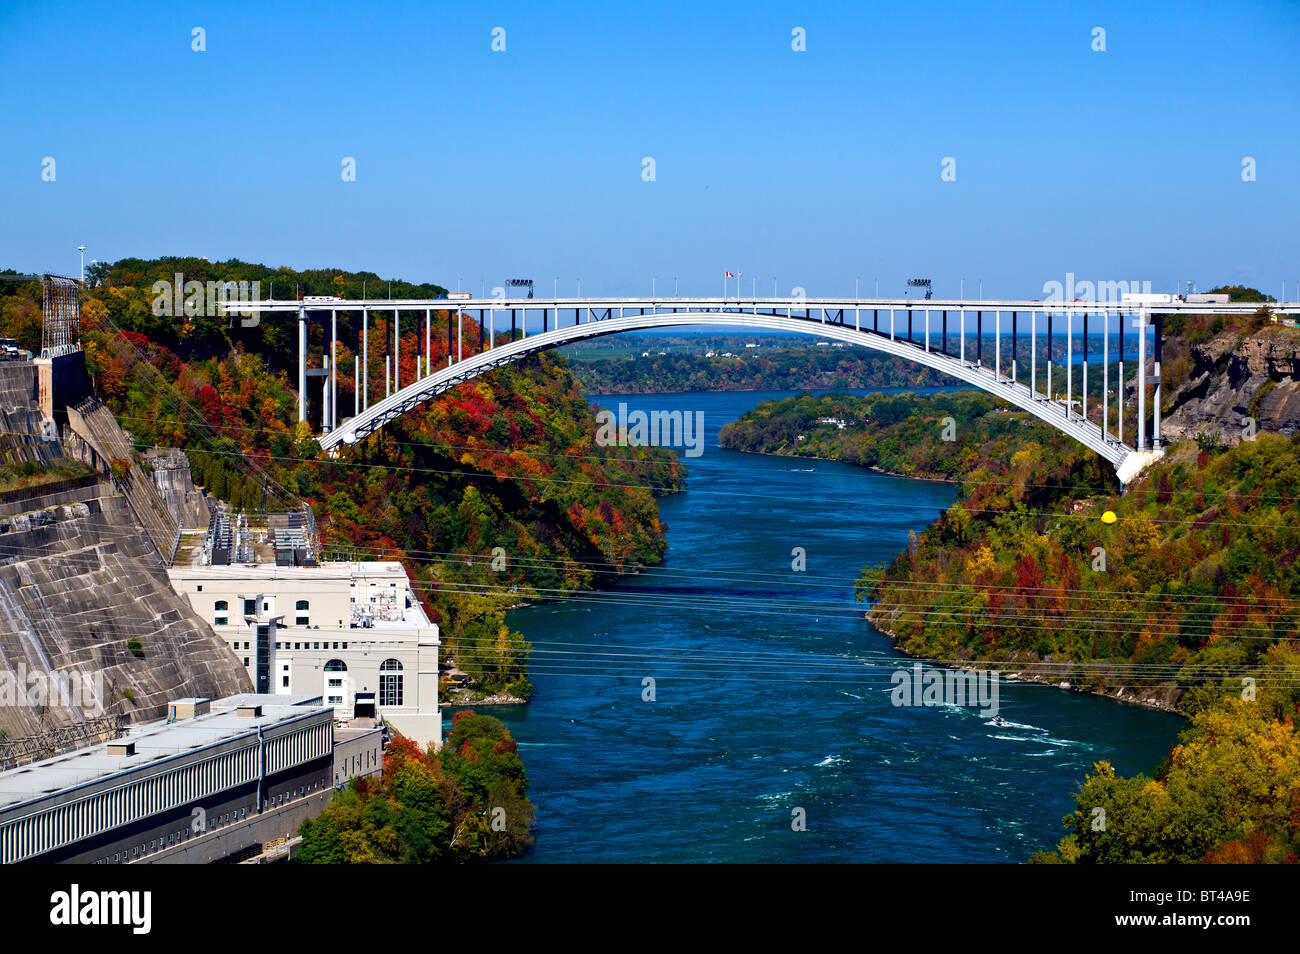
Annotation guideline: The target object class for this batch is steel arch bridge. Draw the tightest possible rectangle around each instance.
[237,295,1300,484]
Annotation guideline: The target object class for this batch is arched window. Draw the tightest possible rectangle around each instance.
[296,600,310,611]
[214,600,228,611]
[323,659,347,672]
[379,658,403,707]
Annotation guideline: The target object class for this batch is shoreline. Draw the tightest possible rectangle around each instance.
[720,435,1183,716]
[867,617,1183,715]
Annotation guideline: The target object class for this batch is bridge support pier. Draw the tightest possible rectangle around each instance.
[1029,311,1040,397]
[1118,313,1124,446]
[330,309,337,431]
[1152,312,1162,448]
[1047,311,1053,403]
[1137,311,1147,450]
[1076,315,1086,423]
[297,307,306,423]
[1103,312,1108,441]
[995,311,1000,379]
[1012,311,1018,384]
[1066,311,1072,419]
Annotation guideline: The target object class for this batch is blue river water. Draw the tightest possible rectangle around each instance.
[487,388,1184,863]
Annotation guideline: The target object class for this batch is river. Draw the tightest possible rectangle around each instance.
[489,388,1184,863]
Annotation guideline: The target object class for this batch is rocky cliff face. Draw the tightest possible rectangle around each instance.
[1160,324,1300,444]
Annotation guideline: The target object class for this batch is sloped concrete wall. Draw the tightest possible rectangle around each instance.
[142,448,212,530]
[0,362,36,412]
[66,398,179,562]
[0,491,251,740]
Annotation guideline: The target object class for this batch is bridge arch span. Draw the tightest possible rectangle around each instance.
[321,310,1152,480]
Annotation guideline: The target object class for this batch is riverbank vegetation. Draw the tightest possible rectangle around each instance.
[297,710,534,863]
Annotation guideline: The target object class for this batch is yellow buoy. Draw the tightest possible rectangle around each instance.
[1101,510,1117,524]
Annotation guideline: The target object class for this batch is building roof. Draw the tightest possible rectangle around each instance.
[170,560,410,581]
[0,693,327,812]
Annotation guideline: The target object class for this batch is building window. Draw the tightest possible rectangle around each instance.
[379,658,403,707]
[296,600,310,611]
[244,599,256,616]
[282,676,289,688]
[214,600,228,611]
[328,695,343,705]
[215,617,228,626]
[296,617,310,626]
[243,658,249,667]
[324,659,347,672]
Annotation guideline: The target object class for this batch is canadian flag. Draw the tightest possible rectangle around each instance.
[724,271,734,278]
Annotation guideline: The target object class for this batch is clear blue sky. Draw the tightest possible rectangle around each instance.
[2,0,1296,300]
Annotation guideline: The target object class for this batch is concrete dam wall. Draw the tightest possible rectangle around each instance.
[0,358,251,743]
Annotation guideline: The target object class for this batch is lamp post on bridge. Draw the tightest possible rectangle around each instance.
[77,245,86,283]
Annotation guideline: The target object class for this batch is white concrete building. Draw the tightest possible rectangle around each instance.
[168,561,442,750]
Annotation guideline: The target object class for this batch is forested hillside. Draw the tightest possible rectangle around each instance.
[570,347,956,394]
[1,259,686,699]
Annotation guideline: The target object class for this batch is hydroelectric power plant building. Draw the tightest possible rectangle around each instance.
[166,514,442,750]
[0,694,381,864]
